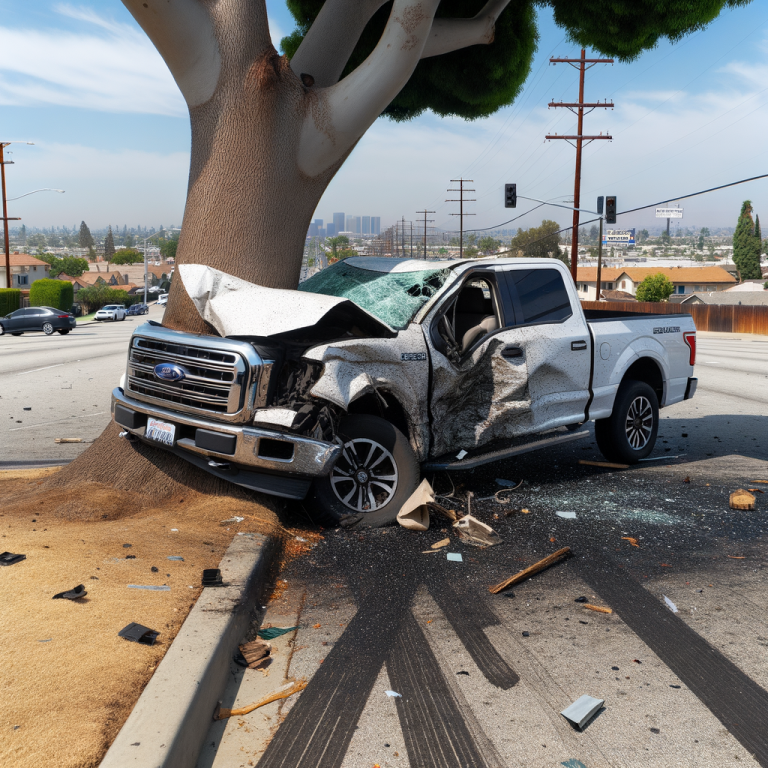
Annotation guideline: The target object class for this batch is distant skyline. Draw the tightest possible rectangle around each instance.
[2,2,768,235]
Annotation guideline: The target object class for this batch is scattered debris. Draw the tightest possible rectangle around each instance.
[126,555,136,559]
[578,460,629,469]
[521,631,530,637]
[456,449,468,460]
[574,596,588,603]
[561,694,605,729]
[632,659,642,664]
[385,690,402,698]
[54,438,82,443]
[239,639,272,668]
[583,604,612,614]
[727,555,745,559]
[621,537,639,548]
[447,552,464,562]
[313,623,321,629]
[748,488,765,493]
[561,760,589,768]
[151,566,159,573]
[556,511,577,520]
[38,639,52,643]
[397,479,434,531]
[495,478,522,488]
[453,515,502,547]
[456,671,469,676]
[52,584,86,600]
[214,679,307,719]
[749,480,768,484]
[23,407,31,411]
[730,489,756,511]
[422,550,441,554]
[522,508,530,514]
[489,547,571,594]
[663,596,679,613]
[202,568,224,587]
[426,501,458,522]
[670,684,681,689]
[0,552,26,566]
[258,626,298,640]
[221,516,245,524]
[638,455,682,461]
[123,544,132,548]
[127,584,171,591]
[683,476,691,484]
[431,538,451,549]
[118,623,159,646]
[167,556,184,561]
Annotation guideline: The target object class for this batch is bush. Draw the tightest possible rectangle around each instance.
[635,273,675,302]
[76,284,132,313]
[0,288,22,316]
[111,248,144,265]
[29,279,74,311]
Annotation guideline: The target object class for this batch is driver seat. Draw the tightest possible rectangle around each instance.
[454,286,499,354]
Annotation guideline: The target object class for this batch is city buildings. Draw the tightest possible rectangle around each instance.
[309,212,381,239]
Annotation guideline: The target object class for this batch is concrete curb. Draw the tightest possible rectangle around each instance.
[100,532,279,768]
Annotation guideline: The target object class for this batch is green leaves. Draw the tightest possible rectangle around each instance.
[733,200,762,280]
[635,273,675,302]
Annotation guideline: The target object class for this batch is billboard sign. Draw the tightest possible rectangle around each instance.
[602,228,635,245]
[655,207,683,218]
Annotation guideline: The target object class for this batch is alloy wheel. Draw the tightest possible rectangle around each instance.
[624,395,653,450]
[330,438,399,512]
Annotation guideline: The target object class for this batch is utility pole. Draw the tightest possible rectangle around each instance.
[446,178,475,257]
[547,49,613,282]
[417,210,435,259]
[1,143,22,289]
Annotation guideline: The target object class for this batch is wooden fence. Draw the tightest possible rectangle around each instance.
[581,300,768,335]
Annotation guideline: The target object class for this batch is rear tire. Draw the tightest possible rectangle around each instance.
[595,379,659,464]
[310,414,419,529]
[43,323,54,335]
[12,332,22,336]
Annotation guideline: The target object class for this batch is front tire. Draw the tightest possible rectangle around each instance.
[42,323,54,335]
[58,330,70,335]
[595,379,659,464]
[310,414,419,529]
[0,323,4,336]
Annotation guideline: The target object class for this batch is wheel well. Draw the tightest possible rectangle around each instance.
[623,357,664,403]
[346,391,410,439]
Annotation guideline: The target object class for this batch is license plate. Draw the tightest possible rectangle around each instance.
[146,418,176,446]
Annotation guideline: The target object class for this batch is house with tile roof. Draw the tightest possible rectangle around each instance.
[574,265,736,301]
[0,253,51,289]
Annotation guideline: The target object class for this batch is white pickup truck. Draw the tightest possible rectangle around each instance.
[112,257,697,527]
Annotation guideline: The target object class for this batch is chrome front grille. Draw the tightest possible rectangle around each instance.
[125,325,265,423]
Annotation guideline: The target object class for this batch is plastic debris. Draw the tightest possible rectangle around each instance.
[397,479,435,531]
[621,537,639,547]
[521,631,530,637]
[578,459,629,469]
[638,454,682,461]
[55,438,82,443]
[574,596,588,603]
[495,478,521,488]
[431,538,451,549]
[489,547,571,594]
[221,516,245,524]
[456,449,468,460]
[127,584,171,591]
[118,622,159,645]
[215,679,307,719]
[167,556,184,561]
[457,671,470,676]
[556,511,577,519]
[453,515,502,547]
[385,690,402,698]
[561,759,589,768]
[0,552,26,566]
[730,489,756,510]
[202,568,224,587]
[239,639,272,668]
[447,553,463,562]
[52,584,86,600]
[123,544,132,549]
[257,626,298,640]
[561,694,605,729]
[663,596,679,613]
[583,603,612,614]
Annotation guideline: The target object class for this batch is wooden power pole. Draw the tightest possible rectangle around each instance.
[1,143,22,289]
[416,210,434,259]
[547,49,613,282]
[446,179,475,258]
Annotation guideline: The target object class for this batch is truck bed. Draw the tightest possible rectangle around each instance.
[583,308,692,322]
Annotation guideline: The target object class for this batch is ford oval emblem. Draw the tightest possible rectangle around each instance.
[154,362,187,382]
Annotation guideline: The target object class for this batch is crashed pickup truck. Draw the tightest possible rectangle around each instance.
[112,257,697,527]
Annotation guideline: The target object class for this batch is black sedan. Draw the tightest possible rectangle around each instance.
[127,303,149,316]
[0,307,77,336]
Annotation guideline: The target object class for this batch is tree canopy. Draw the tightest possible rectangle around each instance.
[282,0,749,122]
[509,219,565,263]
[635,273,674,302]
[733,200,762,280]
[111,249,145,265]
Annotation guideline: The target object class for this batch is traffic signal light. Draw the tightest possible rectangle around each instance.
[596,196,604,215]
[605,196,617,224]
[504,183,517,208]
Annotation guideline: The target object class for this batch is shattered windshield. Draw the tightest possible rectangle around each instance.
[298,261,452,330]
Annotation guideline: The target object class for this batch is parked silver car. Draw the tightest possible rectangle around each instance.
[95,304,127,322]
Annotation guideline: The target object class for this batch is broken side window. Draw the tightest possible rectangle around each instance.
[298,261,451,330]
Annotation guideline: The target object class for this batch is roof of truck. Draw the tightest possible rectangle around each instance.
[344,256,563,273]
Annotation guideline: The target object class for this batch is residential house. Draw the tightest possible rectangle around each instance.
[725,280,767,293]
[574,266,736,301]
[671,292,768,306]
[0,252,51,289]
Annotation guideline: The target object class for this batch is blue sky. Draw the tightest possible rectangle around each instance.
[2,1,768,233]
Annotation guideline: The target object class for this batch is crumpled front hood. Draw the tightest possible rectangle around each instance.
[179,265,394,339]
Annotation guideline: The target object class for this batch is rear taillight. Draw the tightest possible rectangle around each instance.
[57,315,70,319]
[683,332,696,366]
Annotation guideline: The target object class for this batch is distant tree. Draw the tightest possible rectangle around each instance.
[478,236,501,254]
[660,230,671,246]
[47,232,61,248]
[325,235,350,263]
[509,219,566,264]
[26,233,47,251]
[37,254,90,278]
[104,226,116,262]
[111,249,144,265]
[160,232,179,261]
[588,224,599,245]
[636,273,675,302]
[755,214,762,258]
[78,221,94,249]
[733,200,762,280]
[694,252,704,262]
[638,229,649,243]
[18,224,26,246]
[124,233,135,248]
[465,232,478,247]
[463,245,480,258]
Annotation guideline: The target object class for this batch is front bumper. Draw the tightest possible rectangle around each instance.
[111,388,341,500]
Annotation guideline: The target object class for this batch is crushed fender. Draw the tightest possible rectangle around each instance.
[214,679,307,720]
[489,547,571,594]
[453,515,502,547]
[730,489,756,510]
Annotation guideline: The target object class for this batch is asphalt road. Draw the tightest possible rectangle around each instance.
[0,304,164,465]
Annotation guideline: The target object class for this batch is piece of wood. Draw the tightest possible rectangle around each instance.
[54,438,82,444]
[239,639,271,667]
[430,538,450,549]
[215,680,307,720]
[578,459,629,470]
[488,547,571,594]
[749,480,768,484]
[426,502,458,522]
[583,603,613,614]
[730,489,756,511]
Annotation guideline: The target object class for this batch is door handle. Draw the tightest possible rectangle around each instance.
[571,340,587,351]
[502,345,523,358]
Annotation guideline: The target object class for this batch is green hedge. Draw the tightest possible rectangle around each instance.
[0,288,22,316]
[76,284,136,312]
[29,279,74,311]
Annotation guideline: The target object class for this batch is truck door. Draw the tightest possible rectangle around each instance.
[424,269,534,458]
[500,266,591,431]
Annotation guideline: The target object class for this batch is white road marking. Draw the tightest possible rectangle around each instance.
[15,363,64,376]
[9,411,107,432]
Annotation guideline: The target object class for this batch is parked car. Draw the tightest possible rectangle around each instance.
[156,294,169,306]
[112,257,697,528]
[0,306,77,336]
[127,303,149,316]
[95,304,127,322]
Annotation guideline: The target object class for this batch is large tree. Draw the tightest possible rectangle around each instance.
[733,200,761,280]
[35,0,750,507]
